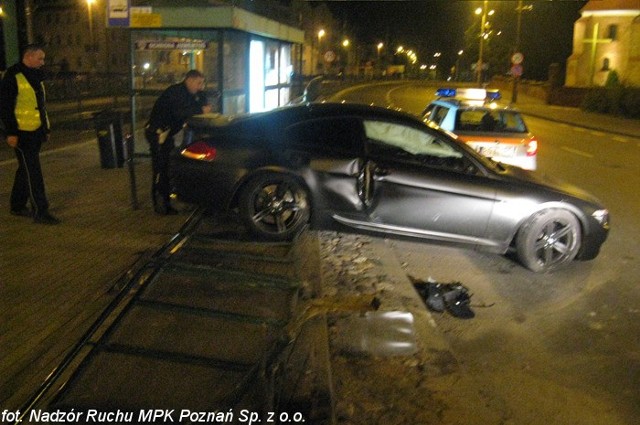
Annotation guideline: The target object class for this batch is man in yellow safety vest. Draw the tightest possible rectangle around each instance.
[0,44,59,224]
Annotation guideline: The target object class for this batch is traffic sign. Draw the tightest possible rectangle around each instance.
[324,51,336,63]
[511,64,523,77]
[511,52,524,65]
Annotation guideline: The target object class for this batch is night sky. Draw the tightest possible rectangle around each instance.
[321,0,588,80]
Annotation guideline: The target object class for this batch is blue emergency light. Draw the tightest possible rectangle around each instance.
[436,88,501,102]
[435,88,457,97]
[486,90,502,101]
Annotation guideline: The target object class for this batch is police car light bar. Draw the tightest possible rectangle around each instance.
[435,88,457,98]
[486,90,502,101]
[436,88,501,101]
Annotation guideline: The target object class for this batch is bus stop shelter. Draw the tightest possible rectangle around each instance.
[107,4,304,152]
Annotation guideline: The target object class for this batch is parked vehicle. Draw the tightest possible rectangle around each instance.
[422,88,538,170]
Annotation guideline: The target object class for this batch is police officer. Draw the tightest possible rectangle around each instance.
[145,69,212,215]
[0,44,59,225]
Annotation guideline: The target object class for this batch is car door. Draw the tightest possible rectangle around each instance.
[361,119,499,247]
[283,116,369,215]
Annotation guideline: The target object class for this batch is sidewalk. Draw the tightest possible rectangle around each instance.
[502,89,640,139]
[0,140,186,408]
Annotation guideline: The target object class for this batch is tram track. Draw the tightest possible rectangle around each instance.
[15,208,332,425]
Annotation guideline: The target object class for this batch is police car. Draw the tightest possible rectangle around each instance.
[422,88,537,170]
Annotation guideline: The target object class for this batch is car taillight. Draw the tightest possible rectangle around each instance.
[181,141,217,161]
[526,139,538,157]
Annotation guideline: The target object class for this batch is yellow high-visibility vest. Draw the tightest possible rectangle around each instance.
[14,73,49,131]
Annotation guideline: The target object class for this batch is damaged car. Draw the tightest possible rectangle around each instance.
[171,103,609,273]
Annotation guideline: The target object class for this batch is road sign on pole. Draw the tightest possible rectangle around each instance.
[511,52,524,65]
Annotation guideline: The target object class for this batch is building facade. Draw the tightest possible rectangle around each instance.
[566,0,640,87]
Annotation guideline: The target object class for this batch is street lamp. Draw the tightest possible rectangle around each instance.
[87,0,95,47]
[316,29,326,75]
[475,0,494,85]
[341,39,350,76]
[376,43,384,74]
[456,50,464,81]
[512,0,533,103]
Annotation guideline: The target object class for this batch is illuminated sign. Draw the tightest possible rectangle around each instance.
[136,41,209,50]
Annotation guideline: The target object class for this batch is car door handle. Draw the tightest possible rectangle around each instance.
[374,167,389,176]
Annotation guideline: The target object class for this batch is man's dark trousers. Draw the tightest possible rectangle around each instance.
[10,129,49,216]
[145,128,175,209]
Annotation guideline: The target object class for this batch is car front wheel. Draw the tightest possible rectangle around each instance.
[239,173,310,241]
[516,209,581,273]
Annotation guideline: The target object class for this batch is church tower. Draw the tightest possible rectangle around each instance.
[566,0,640,87]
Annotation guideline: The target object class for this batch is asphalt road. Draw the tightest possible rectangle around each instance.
[328,82,640,425]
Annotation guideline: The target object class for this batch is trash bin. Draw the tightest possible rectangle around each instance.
[93,110,124,168]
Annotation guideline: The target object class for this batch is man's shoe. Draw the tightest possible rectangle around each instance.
[34,212,61,225]
[154,203,178,215]
[10,207,32,217]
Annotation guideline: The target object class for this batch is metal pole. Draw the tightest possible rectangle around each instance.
[24,0,35,44]
[124,133,139,210]
[512,0,523,104]
[476,0,488,86]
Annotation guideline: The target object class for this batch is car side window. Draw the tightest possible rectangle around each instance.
[499,111,527,132]
[422,104,436,118]
[432,106,449,125]
[423,105,449,126]
[456,109,527,133]
[284,117,364,156]
[363,120,464,163]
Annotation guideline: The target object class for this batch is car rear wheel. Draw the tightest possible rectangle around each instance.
[239,173,310,241]
[516,209,581,273]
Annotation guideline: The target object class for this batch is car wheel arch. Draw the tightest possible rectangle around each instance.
[513,204,585,272]
[230,167,314,213]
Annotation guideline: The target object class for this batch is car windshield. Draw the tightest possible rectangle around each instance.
[455,109,527,133]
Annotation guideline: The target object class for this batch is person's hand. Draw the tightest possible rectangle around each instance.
[6,135,18,148]
[202,104,213,114]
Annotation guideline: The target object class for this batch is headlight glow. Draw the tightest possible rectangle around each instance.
[592,209,610,229]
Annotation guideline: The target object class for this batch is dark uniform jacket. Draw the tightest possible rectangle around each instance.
[0,62,49,137]
[146,82,207,137]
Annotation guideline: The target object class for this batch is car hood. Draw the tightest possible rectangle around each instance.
[498,163,604,207]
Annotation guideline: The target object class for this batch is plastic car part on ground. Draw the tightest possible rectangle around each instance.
[410,276,475,319]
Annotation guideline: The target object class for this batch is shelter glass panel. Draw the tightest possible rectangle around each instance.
[223,31,248,115]
[132,30,219,96]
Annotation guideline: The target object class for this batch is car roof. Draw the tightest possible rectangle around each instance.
[188,102,426,129]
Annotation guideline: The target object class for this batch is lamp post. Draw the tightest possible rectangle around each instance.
[511,0,532,103]
[25,0,34,43]
[455,50,464,81]
[475,1,494,85]
[317,29,325,75]
[87,0,95,47]
[342,38,350,77]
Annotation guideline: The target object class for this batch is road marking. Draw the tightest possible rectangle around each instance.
[561,146,593,158]
[613,136,628,143]
[590,130,606,137]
